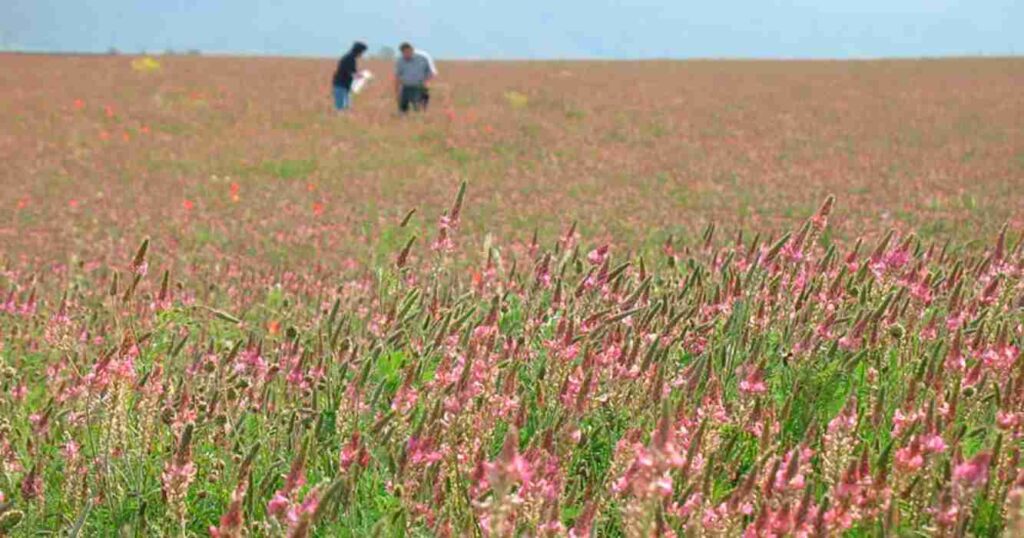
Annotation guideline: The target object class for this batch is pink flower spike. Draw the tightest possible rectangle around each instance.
[267,492,291,518]
[923,434,947,454]
[738,366,767,395]
[953,452,991,489]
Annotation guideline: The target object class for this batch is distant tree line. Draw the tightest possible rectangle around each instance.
[102,46,400,58]
[374,46,395,60]
[107,47,201,56]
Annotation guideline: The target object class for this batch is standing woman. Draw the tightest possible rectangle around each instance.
[332,41,368,111]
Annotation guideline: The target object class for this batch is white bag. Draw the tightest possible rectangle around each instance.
[351,70,373,94]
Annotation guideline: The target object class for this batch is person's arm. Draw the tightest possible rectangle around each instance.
[426,53,438,77]
[422,59,433,86]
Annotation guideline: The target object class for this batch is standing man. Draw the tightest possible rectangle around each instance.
[395,42,434,113]
[332,41,368,111]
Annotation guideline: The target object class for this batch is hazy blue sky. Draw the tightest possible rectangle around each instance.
[2,1,1021,59]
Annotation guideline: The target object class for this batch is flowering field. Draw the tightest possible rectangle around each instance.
[0,54,1023,536]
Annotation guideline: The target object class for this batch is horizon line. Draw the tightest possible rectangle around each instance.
[2,48,1022,63]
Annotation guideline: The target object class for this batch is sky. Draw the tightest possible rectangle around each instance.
[1,1,1022,59]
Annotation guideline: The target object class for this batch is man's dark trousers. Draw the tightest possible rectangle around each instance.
[400,85,427,113]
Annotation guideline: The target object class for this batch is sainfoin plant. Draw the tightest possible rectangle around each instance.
[0,183,1023,536]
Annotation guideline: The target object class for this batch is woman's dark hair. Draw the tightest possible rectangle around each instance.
[399,42,413,52]
[352,41,368,54]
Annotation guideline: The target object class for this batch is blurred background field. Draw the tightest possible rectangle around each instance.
[2,54,1022,275]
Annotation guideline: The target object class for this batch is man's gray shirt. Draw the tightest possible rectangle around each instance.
[396,54,432,86]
